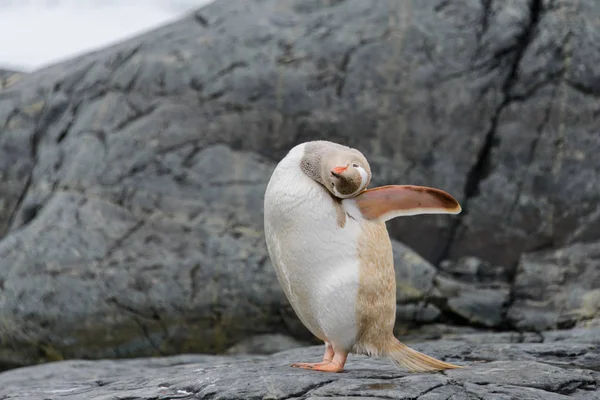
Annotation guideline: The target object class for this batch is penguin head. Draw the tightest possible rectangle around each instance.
[299,140,372,199]
[322,150,371,199]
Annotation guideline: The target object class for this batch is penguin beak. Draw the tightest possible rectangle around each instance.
[331,164,349,176]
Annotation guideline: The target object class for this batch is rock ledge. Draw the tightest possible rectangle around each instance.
[0,328,598,399]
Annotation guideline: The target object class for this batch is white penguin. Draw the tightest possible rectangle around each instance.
[263,140,463,373]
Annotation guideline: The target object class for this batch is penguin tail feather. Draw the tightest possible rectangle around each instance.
[387,339,463,372]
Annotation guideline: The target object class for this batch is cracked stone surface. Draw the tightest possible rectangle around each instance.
[0,0,599,367]
[0,328,598,399]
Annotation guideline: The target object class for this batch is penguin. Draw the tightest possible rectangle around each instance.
[263,140,463,373]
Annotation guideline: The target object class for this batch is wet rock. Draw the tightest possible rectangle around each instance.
[0,328,598,399]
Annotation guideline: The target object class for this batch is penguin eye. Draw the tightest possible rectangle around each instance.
[352,163,359,168]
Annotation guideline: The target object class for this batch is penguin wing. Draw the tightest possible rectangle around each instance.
[352,185,461,222]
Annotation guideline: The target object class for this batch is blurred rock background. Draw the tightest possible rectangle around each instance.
[0,0,598,370]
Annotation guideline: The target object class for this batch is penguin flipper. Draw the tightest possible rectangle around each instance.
[353,185,461,222]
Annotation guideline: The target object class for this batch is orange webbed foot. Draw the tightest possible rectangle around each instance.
[306,360,345,373]
[291,349,347,373]
[291,342,335,370]
[290,361,331,369]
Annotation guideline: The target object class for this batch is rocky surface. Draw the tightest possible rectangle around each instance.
[225,333,308,355]
[509,241,600,331]
[0,69,23,90]
[0,0,599,366]
[0,327,598,399]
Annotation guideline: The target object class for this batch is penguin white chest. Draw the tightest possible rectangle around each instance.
[264,148,362,349]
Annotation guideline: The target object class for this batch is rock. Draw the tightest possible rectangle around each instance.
[439,256,508,284]
[0,0,599,366]
[393,245,511,331]
[508,241,600,331]
[400,323,486,343]
[434,0,600,267]
[225,334,308,355]
[0,69,23,90]
[0,328,598,399]
[445,285,510,328]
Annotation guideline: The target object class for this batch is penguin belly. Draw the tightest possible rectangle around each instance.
[264,159,361,350]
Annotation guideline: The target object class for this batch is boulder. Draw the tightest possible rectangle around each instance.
[0,0,599,366]
[0,328,598,399]
[508,241,600,331]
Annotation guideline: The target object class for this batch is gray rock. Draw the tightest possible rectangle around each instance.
[508,241,600,331]
[437,0,600,267]
[0,328,598,399]
[226,334,307,355]
[439,256,508,284]
[0,0,599,366]
[446,285,510,328]
[432,275,510,328]
[0,69,23,90]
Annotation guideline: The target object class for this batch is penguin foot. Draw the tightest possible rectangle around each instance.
[290,342,335,369]
[290,360,344,372]
[291,351,347,373]
[306,361,345,373]
[290,361,330,369]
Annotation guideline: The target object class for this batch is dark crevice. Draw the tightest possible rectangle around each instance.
[565,79,600,98]
[182,145,202,168]
[507,82,560,221]
[212,62,249,80]
[548,379,598,395]
[115,99,157,131]
[194,12,209,27]
[111,45,142,72]
[336,35,384,97]
[108,297,153,320]
[2,171,33,238]
[501,259,521,331]
[479,0,493,43]
[336,44,361,97]
[415,383,446,399]
[62,61,97,95]
[156,138,210,158]
[1,107,20,131]
[189,263,201,301]
[56,99,85,144]
[435,0,543,266]
[108,298,166,356]
[203,90,224,102]
[102,220,145,260]
[189,77,203,92]
[123,66,142,93]
[509,72,563,103]
[283,380,335,399]
[20,204,42,226]
[0,97,51,237]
